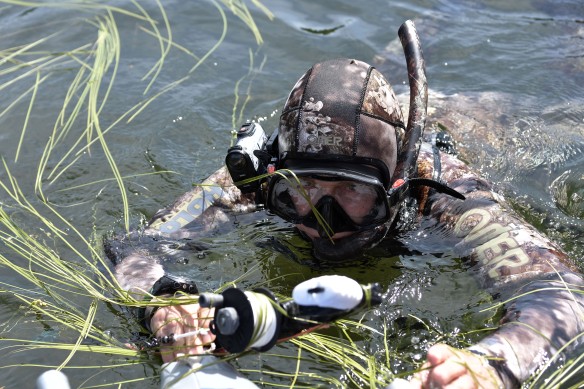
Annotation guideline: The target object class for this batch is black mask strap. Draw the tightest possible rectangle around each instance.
[409,177,465,200]
[388,177,465,208]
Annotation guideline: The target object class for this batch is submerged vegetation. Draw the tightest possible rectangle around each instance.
[0,0,583,388]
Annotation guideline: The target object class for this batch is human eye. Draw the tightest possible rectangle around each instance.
[347,183,367,193]
[344,183,377,199]
[347,183,360,192]
[298,178,317,191]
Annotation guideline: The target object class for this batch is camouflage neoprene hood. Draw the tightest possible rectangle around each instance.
[277,58,406,189]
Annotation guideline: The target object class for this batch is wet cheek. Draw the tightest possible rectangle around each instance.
[291,198,311,216]
[345,201,374,218]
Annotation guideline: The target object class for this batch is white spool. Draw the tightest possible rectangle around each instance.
[292,275,363,310]
[244,291,278,349]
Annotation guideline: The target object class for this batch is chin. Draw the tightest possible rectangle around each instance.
[296,225,388,264]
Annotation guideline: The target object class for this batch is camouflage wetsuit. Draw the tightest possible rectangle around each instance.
[107,138,584,387]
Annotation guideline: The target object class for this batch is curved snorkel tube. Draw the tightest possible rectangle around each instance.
[389,24,464,203]
[396,20,428,180]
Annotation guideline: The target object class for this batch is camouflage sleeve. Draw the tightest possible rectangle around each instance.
[111,166,256,294]
[417,145,584,386]
[146,165,257,237]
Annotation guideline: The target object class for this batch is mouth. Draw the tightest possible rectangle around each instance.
[294,223,389,264]
[295,224,356,241]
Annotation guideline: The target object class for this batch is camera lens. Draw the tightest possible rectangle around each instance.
[226,152,247,172]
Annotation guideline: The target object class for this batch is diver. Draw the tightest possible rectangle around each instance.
[106,21,584,388]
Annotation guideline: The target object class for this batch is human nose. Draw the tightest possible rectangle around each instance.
[305,183,335,205]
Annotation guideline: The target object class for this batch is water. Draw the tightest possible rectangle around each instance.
[0,0,583,387]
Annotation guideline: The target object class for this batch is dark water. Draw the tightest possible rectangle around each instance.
[0,0,583,387]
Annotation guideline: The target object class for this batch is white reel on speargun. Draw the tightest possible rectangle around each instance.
[198,275,382,353]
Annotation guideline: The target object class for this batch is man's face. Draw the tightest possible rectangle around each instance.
[267,173,392,262]
[287,177,380,240]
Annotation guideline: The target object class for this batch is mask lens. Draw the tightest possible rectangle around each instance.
[268,174,389,229]
[268,177,312,222]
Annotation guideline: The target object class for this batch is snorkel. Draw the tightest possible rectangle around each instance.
[395,20,428,182]
[314,21,464,259]
[388,21,463,206]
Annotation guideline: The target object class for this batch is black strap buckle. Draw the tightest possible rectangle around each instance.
[151,274,199,296]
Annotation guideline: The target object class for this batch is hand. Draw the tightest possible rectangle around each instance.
[150,298,215,363]
[408,344,503,389]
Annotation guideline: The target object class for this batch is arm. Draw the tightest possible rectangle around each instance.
[111,166,256,360]
[409,146,584,387]
[112,165,255,293]
[147,165,257,237]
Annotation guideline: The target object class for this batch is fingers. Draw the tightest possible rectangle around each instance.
[442,374,483,389]
[198,306,213,329]
[424,345,468,386]
[426,343,456,365]
[410,344,503,389]
[421,355,469,387]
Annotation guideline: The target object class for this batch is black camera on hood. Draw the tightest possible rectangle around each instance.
[226,122,277,193]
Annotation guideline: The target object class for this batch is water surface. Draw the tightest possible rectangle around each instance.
[0,0,583,387]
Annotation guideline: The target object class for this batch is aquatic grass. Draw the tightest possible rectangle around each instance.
[270,169,336,240]
[1,342,140,360]
[15,70,43,162]
[130,0,171,95]
[211,168,335,240]
[231,49,267,132]
[53,171,178,194]
[85,13,131,231]
[238,348,345,387]
[138,26,202,65]
[0,289,146,380]
[0,160,121,292]
[526,331,584,388]
[219,0,274,45]
[291,330,391,387]
[0,0,156,21]
[463,272,584,388]
[188,0,227,76]
[0,32,75,89]
[4,0,271,233]
[486,269,584,388]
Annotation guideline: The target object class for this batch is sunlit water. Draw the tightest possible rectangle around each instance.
[0,0,583,387]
